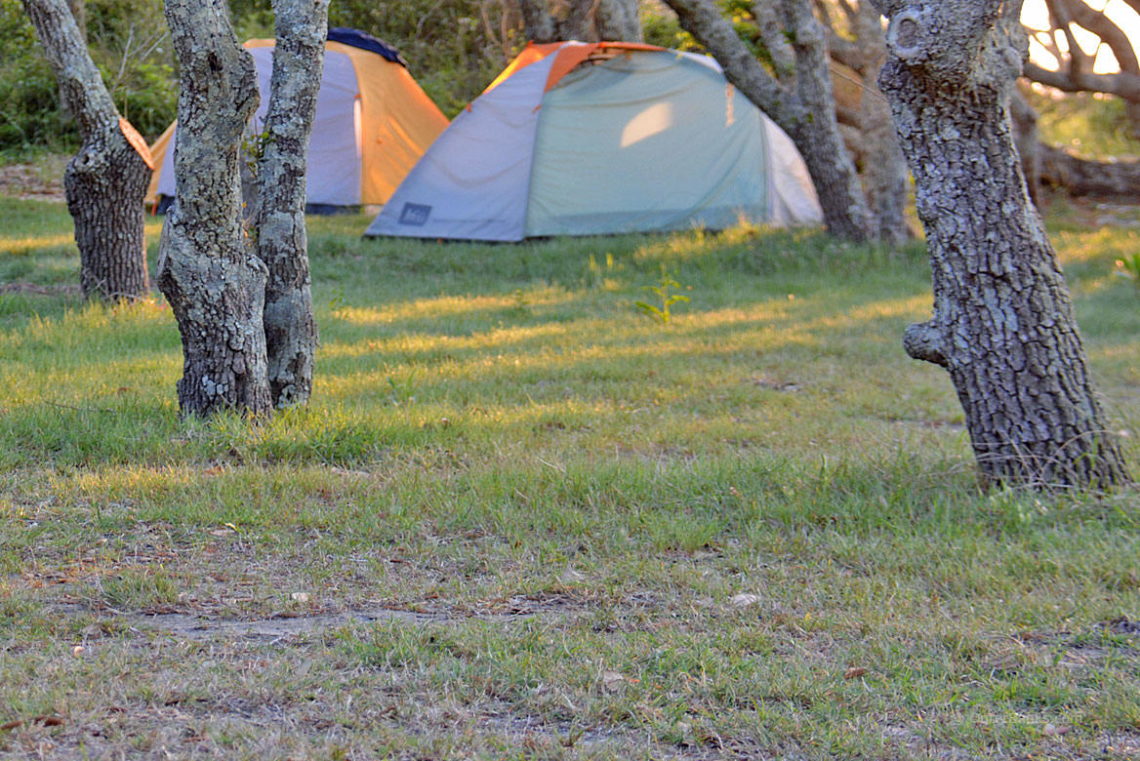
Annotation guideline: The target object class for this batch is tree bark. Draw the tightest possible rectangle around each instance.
[869,0,1129,489]
[158,0,271,417]
[23,0,151,302]
[252,0,328,408]
[662,0,873,242]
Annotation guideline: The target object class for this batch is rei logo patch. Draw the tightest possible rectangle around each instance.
[398,203,432,226]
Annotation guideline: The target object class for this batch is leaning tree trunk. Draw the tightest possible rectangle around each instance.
[252,0,328,408]
[157,0,271,417]
[23,0,151,301]
[662,0,873,242]
[1038,143,1140,198]
[869,0,1129,489]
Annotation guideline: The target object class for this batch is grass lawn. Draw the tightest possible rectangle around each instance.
[0,196,1137,760]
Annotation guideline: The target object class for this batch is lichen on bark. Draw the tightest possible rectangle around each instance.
[251,0,329,408]
[158,0,271,417]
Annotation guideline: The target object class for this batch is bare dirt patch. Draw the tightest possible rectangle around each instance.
[0,161,66,202]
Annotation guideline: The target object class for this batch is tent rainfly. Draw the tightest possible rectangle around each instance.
[365,41,822,241]
[146,28,449,211]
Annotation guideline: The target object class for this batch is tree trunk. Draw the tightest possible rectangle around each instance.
[851,3,909,245]
[869,0,1129,489]
[596,0,642,41]
[517,0,595,42]
[516,0,640,43]
[1038,143,1140,198]
[1009,87,1041,204]
[662,0,873,242]
[23,0,151,302]
[158,0,271,417]
[252,0,328,408]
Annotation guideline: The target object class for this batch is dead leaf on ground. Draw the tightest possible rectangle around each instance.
[560,568,586,585]
[730,593,762,608]
[601,671,627,692]
[843,667,868,680]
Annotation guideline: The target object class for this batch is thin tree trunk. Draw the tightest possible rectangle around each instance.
[596,0,641,41]
[516,0,639,42]
[158,0,271,417]
[870,0,1129,488]
[253,0,328,408]
[23,0,151,301]
[851,3,909,245]
[1010,87,1041,204]
[517,0,595,42]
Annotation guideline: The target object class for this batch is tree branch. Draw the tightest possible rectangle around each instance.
[1060,0,1139,74]
[903,321,948,367]
[662,0,801,125]
[752,1,796,79]
[1023,61,1140,100]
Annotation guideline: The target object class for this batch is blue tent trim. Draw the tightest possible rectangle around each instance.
[327,27,407,67]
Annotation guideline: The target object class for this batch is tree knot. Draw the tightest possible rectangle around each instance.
[903,320,949,367]
[887,8,928,62]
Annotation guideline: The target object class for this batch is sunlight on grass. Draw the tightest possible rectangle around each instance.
[0,198,1136,761]
[0,232,74,256]
[331,288,578,325]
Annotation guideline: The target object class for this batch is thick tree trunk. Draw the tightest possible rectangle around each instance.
[252,0,328,408]
[158,0,271,417]
[662,0,873,242]
[870,0,1129,489]
[66,120,153,299]
[23,0,151,301]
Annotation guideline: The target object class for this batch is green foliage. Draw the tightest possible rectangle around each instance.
[0,0,69,150]
[329,0,519,116]
[634,268,691,324]
[1116,253,1140,287]
[1029,89,1140,158]
[642,0,775,71]
[0,0,176,151]
[228,0,520,118]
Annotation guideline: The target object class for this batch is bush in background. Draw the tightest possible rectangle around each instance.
[0,0,177,154]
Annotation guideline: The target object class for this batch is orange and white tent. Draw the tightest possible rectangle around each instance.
[366,41,822,241]
[147,29,449,210]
